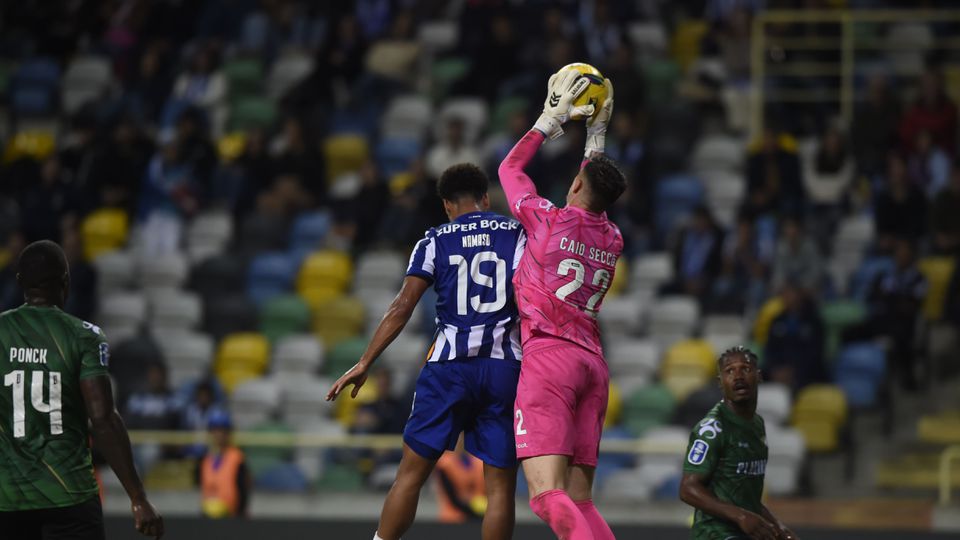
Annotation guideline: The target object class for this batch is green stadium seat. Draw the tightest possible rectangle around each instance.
[430,57,470,103]
[489,97,529,134]
[230,96,277,131]
[224,58,263,98]
[623,384,676,437]
[316,463,365,492]
[643,59,680,106]
[821,300,866,361]
[241,421,294,478]
[261,294,311,343]
[325,337,367,377]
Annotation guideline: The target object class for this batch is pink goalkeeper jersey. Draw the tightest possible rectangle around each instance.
[498,130,624,354]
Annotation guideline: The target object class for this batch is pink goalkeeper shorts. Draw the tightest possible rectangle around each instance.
[514,340,609,467]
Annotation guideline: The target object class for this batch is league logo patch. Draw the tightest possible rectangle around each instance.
[98,342,110,367]
[82,321,103,336]
[688,439,709,465]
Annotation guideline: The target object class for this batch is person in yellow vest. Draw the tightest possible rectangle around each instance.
[196,411,251,518]
[434,436,486,524]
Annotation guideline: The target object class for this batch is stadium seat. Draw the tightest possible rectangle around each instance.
[654,174,704,240]
[642,59,681,106]
[489,96,529,135]
[186,211,234,262]
[648,295,700,343]
[11,58,60,116]
[670,20,708,70]
[138,251,188,292]
[691,134,744,174]
[238,213,288,255]
[223,58,263,99]
[607,339,661,379]
[98,293,147,332]
[230,378,281,428]
[297,250,353,295]
[429,57,470,103]
[108,336,163,399]
[834,343,886,408]
[81,209,129,261]
[322,134,370,181]
[375,136,421,178]
[436,98,488,145]
[757,382,792,426]
[792,384,847,452]
[298,286,343,312]
[702,170,745,227]
[417,20,458,51]
[277,375,334,426]
[267,52,314,100]
[61,55,111,113]
[151,329,214,388]
[821,299,867,359]
[295,418,344,482]
[623,384,676,437]
[849,256,895,302]
[92,250,135,295]
[188,253,247,300]
[247,252,298,306]
[753,297,786,346]
[630,252,673,293]
[765,426,806,495]
[598,295,644,337]
[316,463,365,492]
[288,211,332,252]
[354,250,406,293]
[149,290,202,331]
[673,384,723,428]
[355,289,425,334]
[3,130,56,164]
[381,94,433,141]
[886,22,933,76]
[260,294,311,342]
[273,334,325,377]
[242,420,294,477]
[325,336,367,377]
[215,332,270,392]
[661,339,716,400]
[203,294,259,342]
[255,462,309,493]
[311,296,365,347]
[229,96,277,131]
[918,256,957,321]
[627,21,667,58]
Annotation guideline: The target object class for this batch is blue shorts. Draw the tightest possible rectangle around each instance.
[403,357,520,469]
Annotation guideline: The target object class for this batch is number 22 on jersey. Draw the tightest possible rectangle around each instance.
[554,258,611,312]
[4,370,62,438]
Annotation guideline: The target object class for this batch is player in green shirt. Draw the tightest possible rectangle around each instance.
[679,346,798,540]
[0,240,163,539]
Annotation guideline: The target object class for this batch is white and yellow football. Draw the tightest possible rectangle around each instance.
[555,62,609,121]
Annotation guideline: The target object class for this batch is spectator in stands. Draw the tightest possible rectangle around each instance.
[181,380,226,458]
[17,156,75,244]
[364,9,420,88]
[426,116,482,180]
[603,40,646,115]
[270,116,326,208]
[125,363,180,471]
[931,165,960,255]
[745,126,805,217]
[455,13,520,102]
[711,210,772,313]
[90,114,153,213]
[708,6,753,84]
[351,368,407,436]
[172,44,227,136]
[197,411,251,519]
[875,153,927,250]
[61,227,96,322]
[137,129,198,256]
[852,75,901,178]
[899,70,958,157]
[662,205,724,305]
[906,130,952,198]
[127,41,175,123]
[579,0,623,67]
[234,129,274,218]
[801,124,854,243]
[175,107,218,190]
[844,237,927,390]
[771,215,823,295]
[435,436,486,524]
[335,160,390,251]
[763,281,827,392]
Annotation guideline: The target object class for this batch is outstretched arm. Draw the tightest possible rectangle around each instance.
[326,275,430,400]
[498,129,547,213]
[81,376,164,538]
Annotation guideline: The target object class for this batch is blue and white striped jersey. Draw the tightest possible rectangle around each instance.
[406,211,525,363]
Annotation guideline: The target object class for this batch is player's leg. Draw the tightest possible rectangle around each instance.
[377,362,465,540]
[39,496,106,540]
[568,351,614,540]
[466,358,521,540]
[376,444,438,540]
[515,345,596,540]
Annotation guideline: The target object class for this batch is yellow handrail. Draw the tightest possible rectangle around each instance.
[127,430,686,455]
[939,444,960,505]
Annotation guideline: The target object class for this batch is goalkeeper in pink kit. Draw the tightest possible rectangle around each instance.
[498,70,625,540]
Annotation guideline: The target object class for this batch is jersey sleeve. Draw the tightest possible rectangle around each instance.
[77,321,110,380]
[498,129,556,230]
[683,417,723,477]
[406,229,438,283]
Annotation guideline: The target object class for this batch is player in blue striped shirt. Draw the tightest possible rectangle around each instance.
[327,163,524,540]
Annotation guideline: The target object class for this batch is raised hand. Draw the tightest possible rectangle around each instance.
[326,361,370,401]
[585,78,614,158]
[533,69,590,140]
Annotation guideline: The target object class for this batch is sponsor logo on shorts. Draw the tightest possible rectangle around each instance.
[688,439,709,465]
[516,443,528,449]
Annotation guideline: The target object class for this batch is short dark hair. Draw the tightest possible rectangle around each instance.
[717,345,759,370]
[582,155,627,212]
[17,240,68,292]
[437,163,488,202]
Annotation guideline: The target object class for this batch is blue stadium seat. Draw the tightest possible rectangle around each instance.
[834,343,886,408]
[289,211,332,252]
[653,473,683,500]
[375,136,421,178]
[849,256,895,302]
[255,462,309,492]
[247,252,298,306]
[328,105,379,138]
[654,174,704,239]
[11,58,61,116]
[15,58,60,87]
[11,88,55,116]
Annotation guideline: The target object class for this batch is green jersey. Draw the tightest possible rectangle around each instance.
[683,401,768,540]
[0,305,109,510]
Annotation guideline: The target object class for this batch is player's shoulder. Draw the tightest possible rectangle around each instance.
[690,403,725,439]
[60,312,108,341]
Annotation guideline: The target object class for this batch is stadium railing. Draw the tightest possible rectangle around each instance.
[939,444,960,505]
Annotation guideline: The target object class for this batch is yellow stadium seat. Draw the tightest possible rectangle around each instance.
[670,20,708,71]
[918,257,956,321]
[217,369,260,394]
[334,374,379,426]
[663,339,716,378]
[3,131,55,164]
[662,373,712,402]
[81,208,129,261]
[605,381,622,428]
[297,250,353,295]
[792,384,848,428]
[312,296,365,347]
[792,419,839,452]
[215,332,270,377]
[607,257,629,298]
[217,131,247,162]
[298,286,344,311]
[752,296,785,345]
[323,134,369,182]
